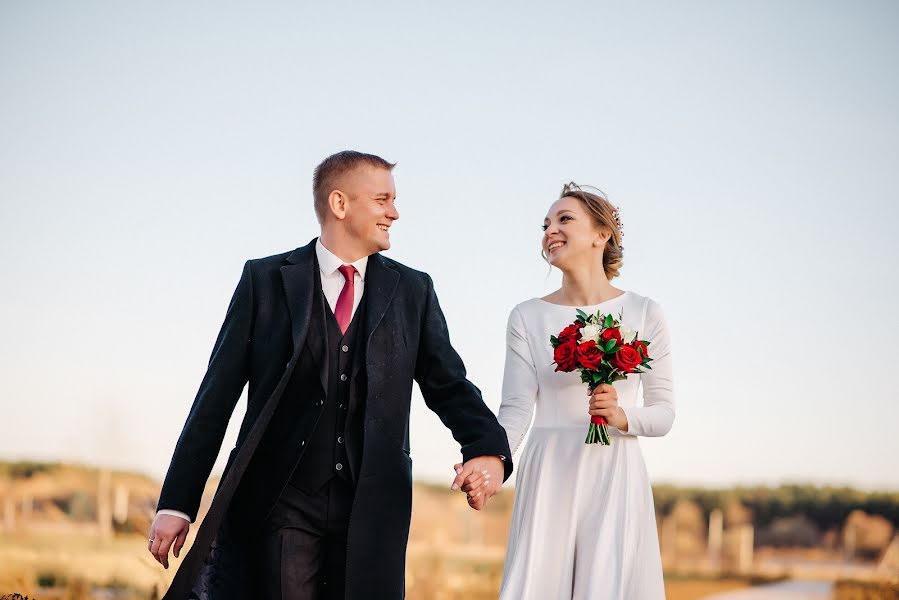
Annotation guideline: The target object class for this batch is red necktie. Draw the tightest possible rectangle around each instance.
[334,265,357,334]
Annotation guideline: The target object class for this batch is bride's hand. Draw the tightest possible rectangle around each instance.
[589,383,629,432]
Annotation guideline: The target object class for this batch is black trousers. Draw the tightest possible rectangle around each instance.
[252,477,355,600]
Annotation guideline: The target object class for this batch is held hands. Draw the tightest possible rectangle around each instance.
[148,513,191,569]
[451,456,504,511]
[589,383,628,432]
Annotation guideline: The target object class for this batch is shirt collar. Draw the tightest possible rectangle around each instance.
[315,238,368,280]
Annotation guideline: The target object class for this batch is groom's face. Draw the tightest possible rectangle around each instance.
[341,166,399,254]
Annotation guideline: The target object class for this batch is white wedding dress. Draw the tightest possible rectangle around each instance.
[498,291,674,600]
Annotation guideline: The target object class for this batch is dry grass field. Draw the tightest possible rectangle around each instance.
[0,527,755,599]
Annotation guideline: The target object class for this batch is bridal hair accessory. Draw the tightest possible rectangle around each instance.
[611,206,623,239]
[562,181,624,240]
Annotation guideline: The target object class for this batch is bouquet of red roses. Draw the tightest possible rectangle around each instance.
[551,308,653,444]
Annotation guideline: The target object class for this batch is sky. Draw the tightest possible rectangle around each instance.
[1,1,898,491]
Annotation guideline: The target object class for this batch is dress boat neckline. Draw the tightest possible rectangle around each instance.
[534,290,630,308]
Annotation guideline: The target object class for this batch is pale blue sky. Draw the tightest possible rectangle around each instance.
[2,1,897,490]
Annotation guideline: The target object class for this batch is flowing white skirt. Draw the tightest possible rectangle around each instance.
[500,427,665,600]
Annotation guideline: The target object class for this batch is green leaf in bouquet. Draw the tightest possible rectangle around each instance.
[550,335,559,346]
[576,309,588,321]
[604,339,617,352]
[604,314,614,328]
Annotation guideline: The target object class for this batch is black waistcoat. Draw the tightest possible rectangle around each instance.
[289,277,366,493]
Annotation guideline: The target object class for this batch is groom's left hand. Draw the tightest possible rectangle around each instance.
[451,456,504,511]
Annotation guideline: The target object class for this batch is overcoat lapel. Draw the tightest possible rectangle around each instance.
[280,240,328,393]
[354,252,400,380]
[345,253,399,477]
[306,266,329,395]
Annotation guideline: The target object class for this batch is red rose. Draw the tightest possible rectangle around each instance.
[553,340,579,372]
[558,323,582,344]
[600,327,622,346]
[632,340,649,358]
[611,344,642,373]
[577,340,604,370]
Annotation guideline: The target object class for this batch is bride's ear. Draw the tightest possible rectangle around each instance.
[594,228,611,247]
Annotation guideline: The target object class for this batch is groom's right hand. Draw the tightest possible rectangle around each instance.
[148,513,190,569]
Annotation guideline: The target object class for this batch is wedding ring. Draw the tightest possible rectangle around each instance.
[148,538,155,542]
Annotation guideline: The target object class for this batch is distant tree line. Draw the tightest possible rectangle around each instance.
[652,484,899,532]
[0,460,59,479]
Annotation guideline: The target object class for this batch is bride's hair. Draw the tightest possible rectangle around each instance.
[553,182,624,280]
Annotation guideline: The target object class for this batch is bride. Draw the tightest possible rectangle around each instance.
[496,182,675,599]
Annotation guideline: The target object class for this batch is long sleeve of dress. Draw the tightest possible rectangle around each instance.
[621,299,675,437]
[498,306,539,456]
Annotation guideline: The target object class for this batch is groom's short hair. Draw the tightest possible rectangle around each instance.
[313,150,396,223]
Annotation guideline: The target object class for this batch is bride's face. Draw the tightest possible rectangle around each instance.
[542,196,608,270]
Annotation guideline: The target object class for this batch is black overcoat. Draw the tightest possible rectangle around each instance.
[158,238,512,599]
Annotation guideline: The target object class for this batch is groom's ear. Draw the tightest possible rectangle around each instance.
[328,189,348,220]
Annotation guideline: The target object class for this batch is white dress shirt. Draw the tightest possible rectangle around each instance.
[314,238,368,319]
[157,240,368,524]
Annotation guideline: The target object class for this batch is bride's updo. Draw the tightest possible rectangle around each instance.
[559,182,624,280]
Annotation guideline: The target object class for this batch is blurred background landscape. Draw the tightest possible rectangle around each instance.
[1,460,897,599]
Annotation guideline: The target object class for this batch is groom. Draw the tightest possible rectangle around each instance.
[148,151,512,600]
